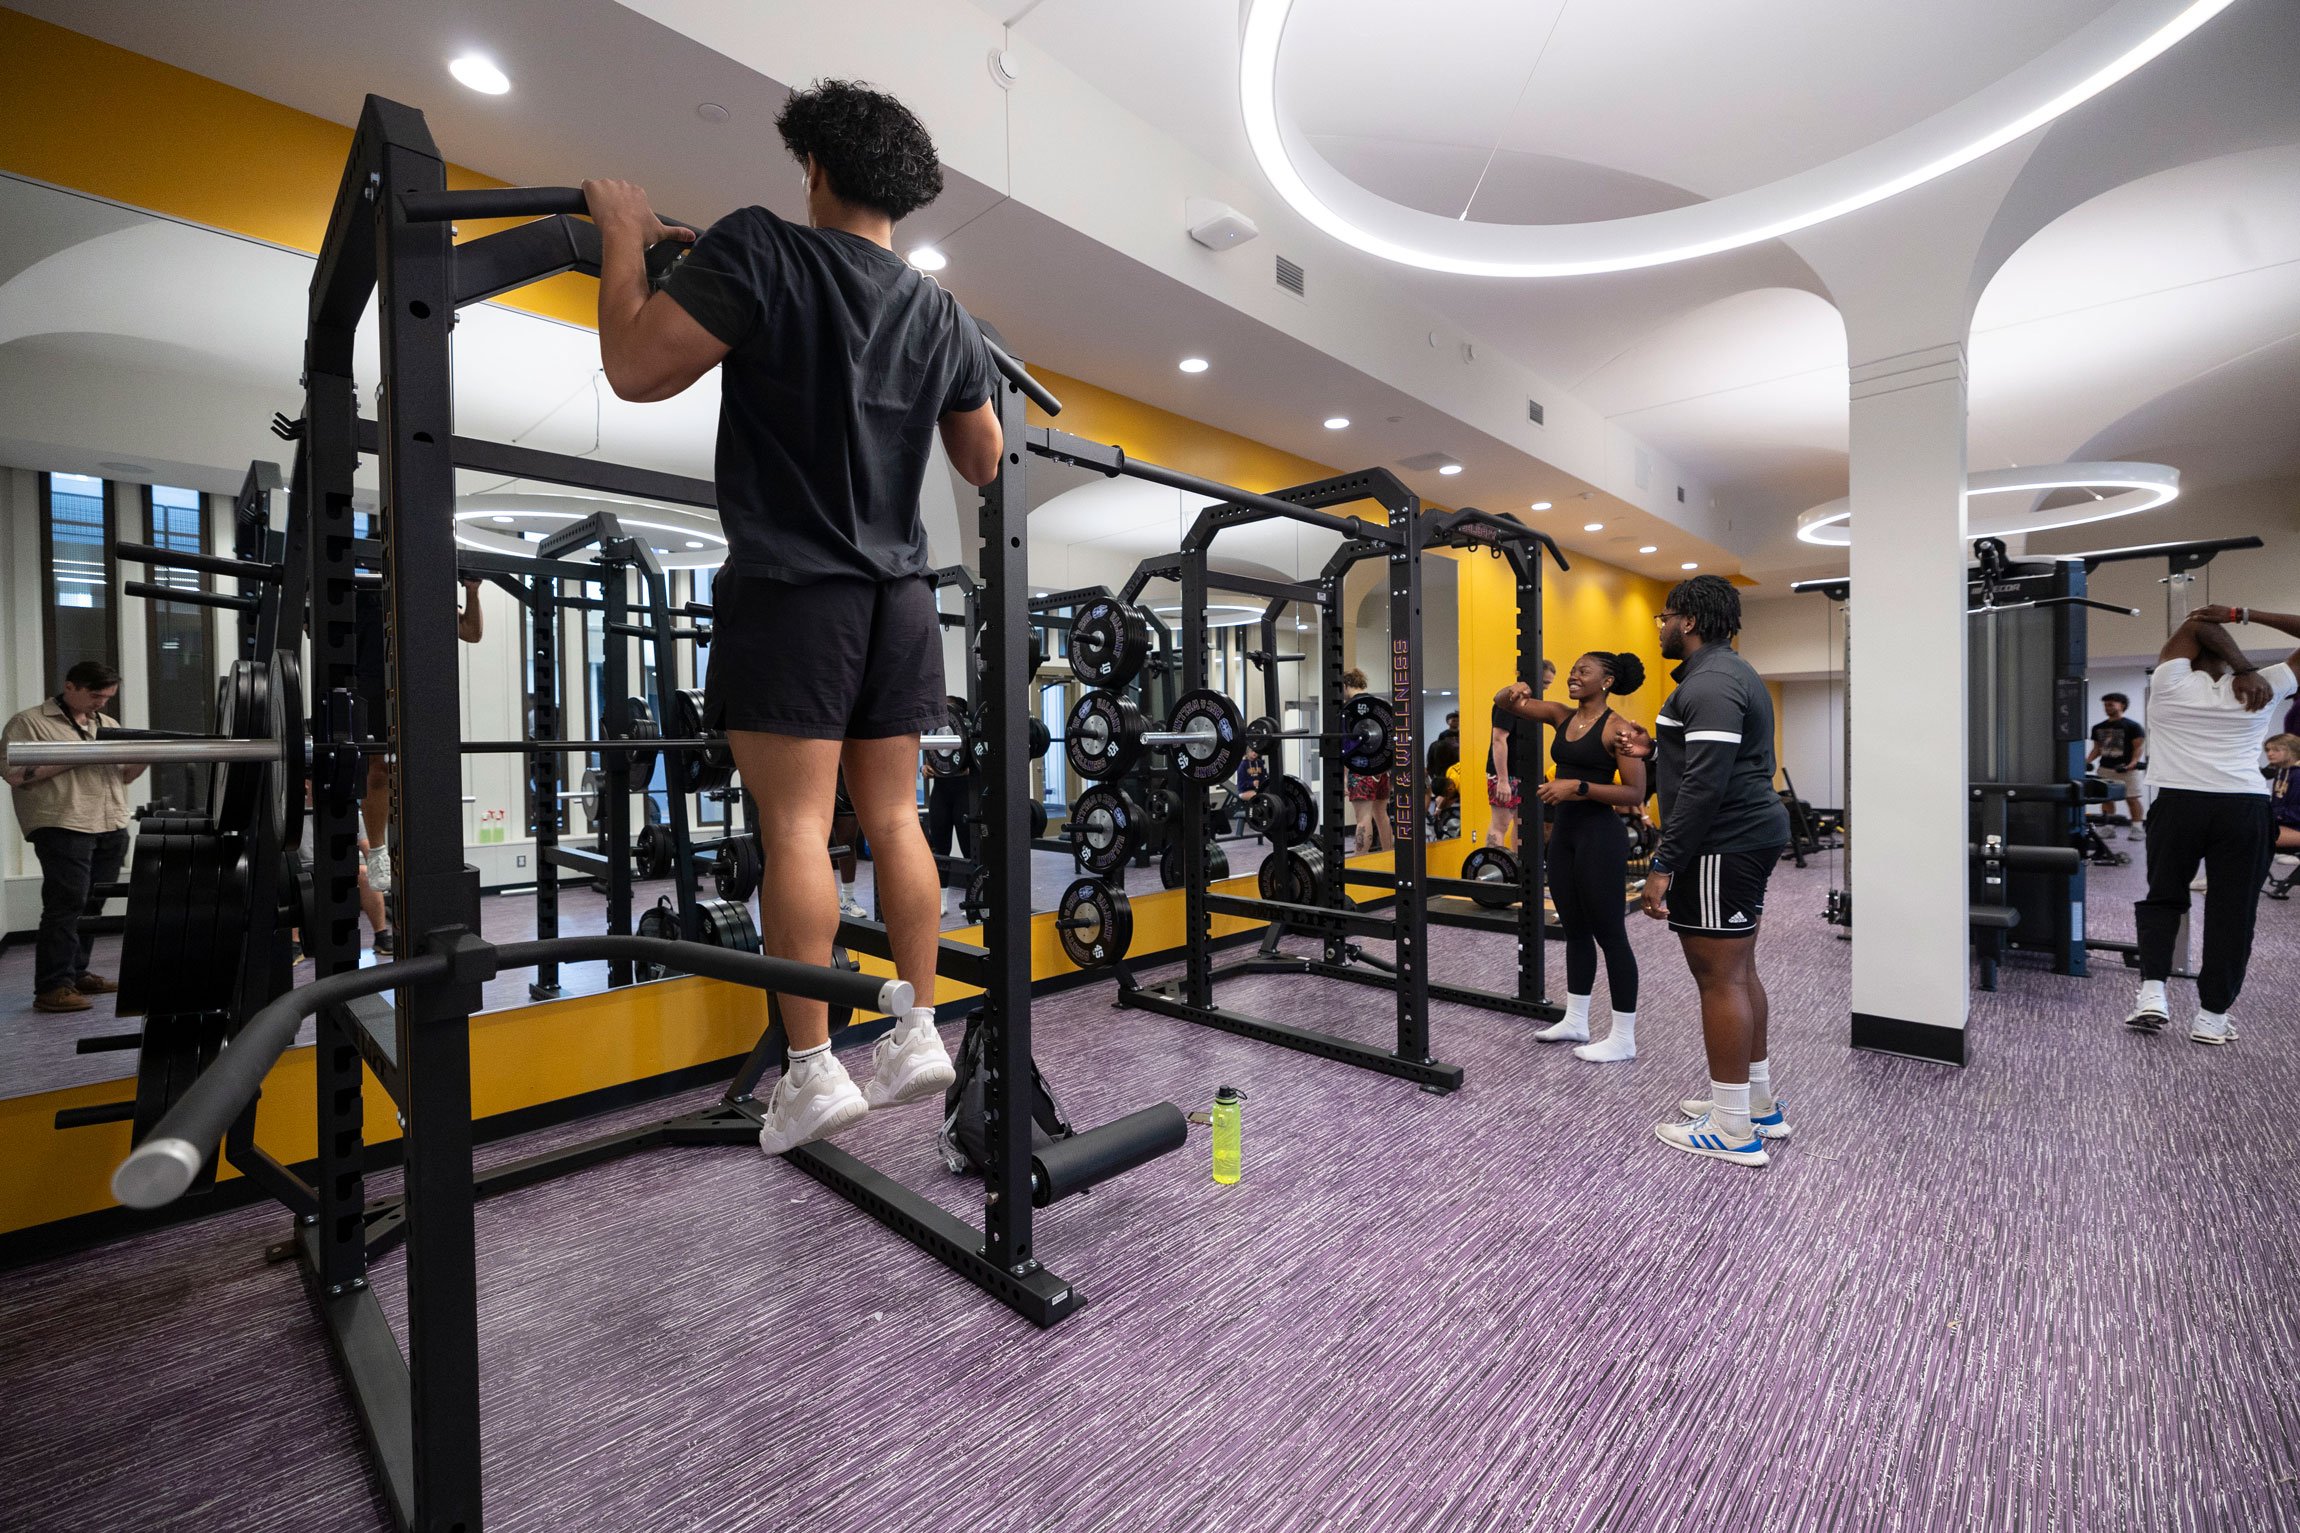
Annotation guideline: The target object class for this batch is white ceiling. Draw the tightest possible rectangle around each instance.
[9,0,2299,594]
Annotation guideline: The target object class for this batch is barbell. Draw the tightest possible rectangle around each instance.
[1048,687,1396,786]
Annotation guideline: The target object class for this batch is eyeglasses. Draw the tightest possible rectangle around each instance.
[1654,612,1686,627]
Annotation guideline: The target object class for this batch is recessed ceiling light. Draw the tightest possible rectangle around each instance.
[1323,416,1350,430]
[490,514,515,524]
[654,546,669,554]
[1529,501,1552,511]
[1639,545,1659,554]
[1681,562,1700,570]
[1239,0,2237,277]
[908,245,948,272]
[1438,464,1463,476]
[685,540,706,549]
[696,102,730,124]
[448,54,511,95]
[1178,357,1210,374]
[1583,522,1604,532]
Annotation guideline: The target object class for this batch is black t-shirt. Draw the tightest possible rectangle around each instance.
[661,207,995,584]
[2091,716,2144,770]
[1487,703,1539,780]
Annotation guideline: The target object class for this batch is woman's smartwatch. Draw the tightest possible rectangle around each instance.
[1575,778,1589,798]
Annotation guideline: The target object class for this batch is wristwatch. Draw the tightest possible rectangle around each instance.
[1575,778,1589,797]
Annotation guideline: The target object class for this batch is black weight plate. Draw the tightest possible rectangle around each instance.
[149,831,199,1004]
[1065,690,1146,782]
[972,624,1046,683]
[1068,599,1151,688]
[1026,716,1051,761]
[174,833,227,1015]
[1207,842,1230,882]
[670,689,709,793]
[1145,786,1181,850]
[1028,797,1049,841]
[1274,775,1317,841]
[266,652,304,852]
[1245,715,1282,757]
[964,866,990,925]
[1056,877,1132,968]
[581,768,606,830]
[625,698,660,784]
[1066,785,1143,877]
[635,896,680,980]
[697,896,761,953]
[215,660,265,835]
[1340,693,1395,774]
[1257,844,1327,906]
[923,697,973,779]
[713,836,762,903]
[211,838,252,1016]
[1246,790,1279,837]
[115,827,173,1017]
[1158,840,1229,888]
[1461,847,1521,909]
[1165,689,1243,786]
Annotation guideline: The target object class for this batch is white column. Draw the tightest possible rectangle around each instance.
[1846,342,1971,1061]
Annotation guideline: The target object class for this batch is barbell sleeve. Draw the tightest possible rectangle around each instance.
[7,739,280,768]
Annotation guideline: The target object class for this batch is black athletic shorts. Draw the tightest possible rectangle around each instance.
[1662,845,1783,938]
[704,571,947,740]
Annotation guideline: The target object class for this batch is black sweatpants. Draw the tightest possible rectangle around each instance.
[30,825,129,996]
[1547,805,1638,1012]
[2136,787,2275,1014]
[923,776,972,884]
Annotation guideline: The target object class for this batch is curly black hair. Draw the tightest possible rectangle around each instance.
[1583,650,1646,696]
[776,79,945,221]
[1665,573,1741,644]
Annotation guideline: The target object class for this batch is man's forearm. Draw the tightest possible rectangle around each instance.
[594,228,656,386]
[2189,619,2257,673]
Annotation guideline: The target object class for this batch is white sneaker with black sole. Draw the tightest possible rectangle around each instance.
[364,845,393,896]
[1678,1096,1793,1140]
[1653,1112,1770,1167]
[756,1051,869,1155]
[2190,1012,2238,1046]
[864,1010,957,1108]
[2125,980,2170,1033]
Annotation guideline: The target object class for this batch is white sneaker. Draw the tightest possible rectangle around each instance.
[2190,871,2208,893]
[2125,981,2170,1033]
[863,1012,957,1108]
[1533,1016,1589,1043]
[364,845,393,896]
[838,892,869,921]
[1679,1096,1793,1139]
[1653,1113,1769,1167]
[756,1052,869,1154]
[2189,1012,2237,1046]
[2127,823,2145,841]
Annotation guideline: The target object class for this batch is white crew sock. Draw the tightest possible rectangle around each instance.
[1573,1010,1637,1063]
[788,1039,832,1073]
[1536,993,1592,1042]
[2136,978,2168,1015]
[902,1005,939,1041]
[1708,1080,1753,1142]
[1748,1057,1775,1115]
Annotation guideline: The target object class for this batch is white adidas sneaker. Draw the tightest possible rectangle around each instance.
[1678,1096,1793,1140]
[1654,1113,1770,1167]
[757,1051,869,1155]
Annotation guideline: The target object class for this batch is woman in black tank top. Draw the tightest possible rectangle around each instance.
[1493,651,1652,1061]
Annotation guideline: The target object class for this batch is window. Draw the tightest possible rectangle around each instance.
[144,486,217,812]
[41,472,118,681]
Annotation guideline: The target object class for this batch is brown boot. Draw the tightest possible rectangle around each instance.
[35,987,93,1013]
[75,972,119,995]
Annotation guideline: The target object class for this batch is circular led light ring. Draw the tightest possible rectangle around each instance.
[1239,0,2235,278]
[1794,461,2179,547]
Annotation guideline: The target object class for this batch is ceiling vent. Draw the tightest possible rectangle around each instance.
[1526,398,1544,426]
[1275,254,1305,297]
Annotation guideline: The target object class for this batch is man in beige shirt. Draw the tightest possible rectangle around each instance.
[4,661,143,1013]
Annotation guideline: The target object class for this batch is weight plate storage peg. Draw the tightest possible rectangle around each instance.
[1067,599,1151,688]
[1165,688,1244,785]
[1339,693,1396,774]
[1257,844,1327,906]
[1066,784,1144,877]
[1460,846,1521,909]
[1065,690,1149,782]
[1056,877,1134,969]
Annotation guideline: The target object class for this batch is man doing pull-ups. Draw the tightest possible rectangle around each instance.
[587,79,1003,1153]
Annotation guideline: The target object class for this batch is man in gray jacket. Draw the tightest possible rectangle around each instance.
[1640,575,1792,1168]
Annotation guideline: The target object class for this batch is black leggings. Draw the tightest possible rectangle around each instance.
[1547,805,1638,1012]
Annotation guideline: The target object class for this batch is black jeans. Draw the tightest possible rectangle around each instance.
[2135,788,2275,1014]
[30,825,129,995]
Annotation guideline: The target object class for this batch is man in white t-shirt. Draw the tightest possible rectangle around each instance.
[2124,604,2300,1044]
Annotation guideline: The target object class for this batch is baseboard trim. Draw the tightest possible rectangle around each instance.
[1850,1011,1967,1066]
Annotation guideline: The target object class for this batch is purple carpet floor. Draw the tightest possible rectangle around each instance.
[3,853,2297,1531]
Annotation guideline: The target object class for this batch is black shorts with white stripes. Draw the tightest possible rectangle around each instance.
[1663,846,1783,938]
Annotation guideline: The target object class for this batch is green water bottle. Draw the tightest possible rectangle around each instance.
[1211,1085,1246,1184]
